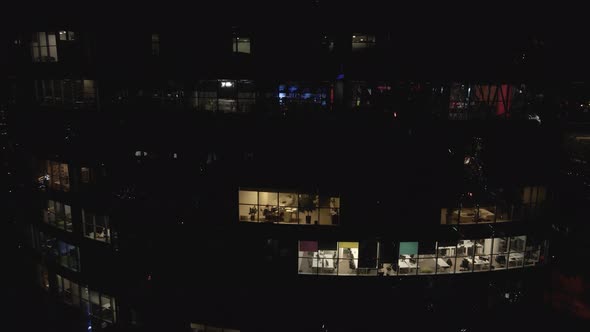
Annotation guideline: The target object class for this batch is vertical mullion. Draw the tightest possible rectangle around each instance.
[215,80,221,113]
[256,190,260,223]
[61,80,65,104]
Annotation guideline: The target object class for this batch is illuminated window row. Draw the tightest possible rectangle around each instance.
[239,189,340,225]
[298,236,544,276]
[192,80,255,113]
[37,161,99,191]
[55,274,117,329]
[30,31,76,63]
[83,211,112,243]
[441,186,547,225]
[34,79,96,108]
[41,199,113,244]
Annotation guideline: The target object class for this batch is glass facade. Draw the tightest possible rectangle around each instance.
[239,189,340,225]
[82,210,112,243]
[43,200,73,232]
[40,161,70,192]
[34,80,97,108]
[232,37,250,54]
[298,236,543,276]
[31,32,58,62]
[55,275,117,328]
[441,198,527,225]
[57,240,80,271]
[446,83,531,119]
[277,81,330,111]
[192,80,255,113]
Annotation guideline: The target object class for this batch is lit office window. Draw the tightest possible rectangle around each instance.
[299,236,542,277]
[41,161,70,192]
[441,200,522,225]
[89,290,117,324]
[83,210,112,243]
[43,200,73,232]
[277,82,330,111]
[298,241,340,275]
[448,83,522,120]
[57,275,117,327]
[34,80,97,108]
[524,236,542,266]
[456,239,476,273]
[491,237,509,270]
[151,33,160,56]
[232,37,250,54]
[508,236,526,268]
[317,241,337,275]
[192,80,255,113]
[58,30,76,41]
[351,33,376,50]
[398,242,418,275]
[31,32,58,62]
[473,239,492,272]
[337,242,359,275]
[56,275,77,305]
[239,189,340,225]
[417,241,437,275]
[436,241,457,274]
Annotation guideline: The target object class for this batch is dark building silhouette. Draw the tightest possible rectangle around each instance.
[4,4,590,332]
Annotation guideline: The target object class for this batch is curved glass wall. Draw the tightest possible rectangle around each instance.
[298,236,544,276]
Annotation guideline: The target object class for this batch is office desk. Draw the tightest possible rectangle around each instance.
[508,252,524,267]
[398,259,417,274]
[466,256,490,270]
[312,252,335,268]
[437,258,450,269]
